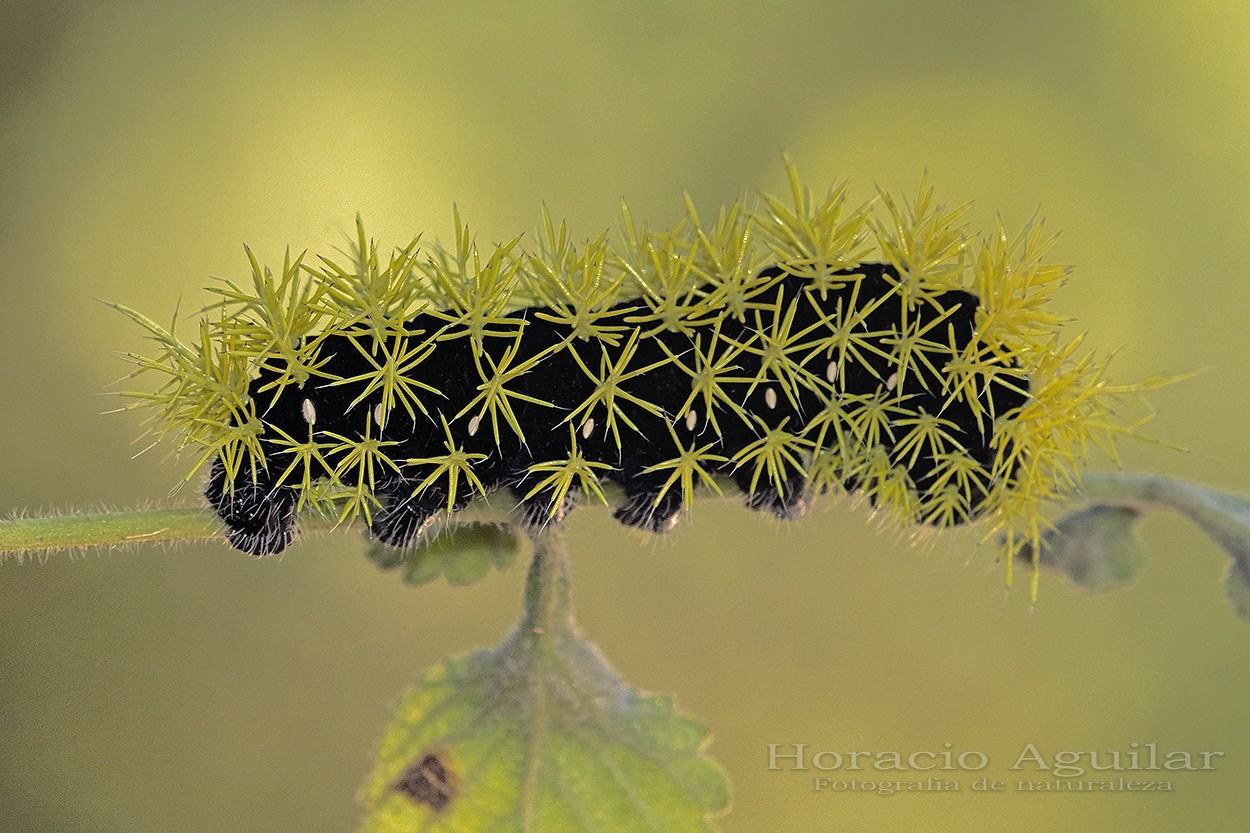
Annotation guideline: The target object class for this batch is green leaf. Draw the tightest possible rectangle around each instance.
[359,533,730,832]
[1028,504,1147,593]
[1049,473,1250,621]
[367,523,524,586]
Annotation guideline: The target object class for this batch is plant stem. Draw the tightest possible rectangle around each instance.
[518,526,573,636]
[1079,471,1182,510]
[2,471,1238,564]
[508,526,573,831]
[0,508,222,559]
[0,500,521,560]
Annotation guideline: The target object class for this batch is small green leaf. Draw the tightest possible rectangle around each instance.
[1056,473,1250,621]
[359,535,730,832]
[367,523,523,586]
[1028,504,1147,593]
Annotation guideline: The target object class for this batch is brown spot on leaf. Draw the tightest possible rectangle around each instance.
[393,751,457,811]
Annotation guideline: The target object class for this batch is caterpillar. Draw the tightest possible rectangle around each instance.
[117,162,1134,562]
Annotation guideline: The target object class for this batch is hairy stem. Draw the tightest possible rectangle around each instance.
[2,471,1239,565]
[519,526,573,635]
[0,500,521,560]
[0,508,222,559]
[506,526,573,831]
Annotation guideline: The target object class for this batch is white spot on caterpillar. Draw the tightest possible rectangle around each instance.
[301,398,317,425]
[468,414,481,437]
[764,387,778,410]
[826,361,838,384]
[886,372,898,391]
[373,403,386,429]
[581,418,595,439]
[685,409,697,431]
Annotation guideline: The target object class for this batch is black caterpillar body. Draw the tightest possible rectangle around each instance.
[206,262,1029,555]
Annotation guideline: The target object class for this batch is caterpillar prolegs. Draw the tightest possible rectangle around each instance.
[121,165,1129,558]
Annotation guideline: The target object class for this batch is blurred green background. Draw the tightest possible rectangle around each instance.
[3,1,1250,831]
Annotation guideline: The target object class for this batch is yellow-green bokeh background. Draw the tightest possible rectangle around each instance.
[3,2,1250,830]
